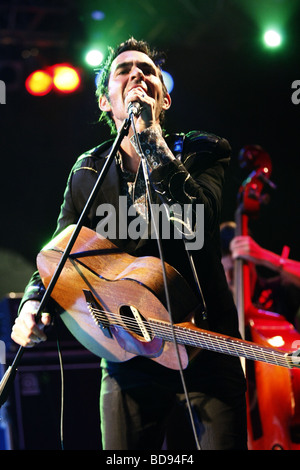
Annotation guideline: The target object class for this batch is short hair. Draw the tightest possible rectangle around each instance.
[95,37,168,134]
[220,221,236,256]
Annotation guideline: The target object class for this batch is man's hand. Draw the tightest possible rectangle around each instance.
[11,300,51,347]
[126,85,156,133]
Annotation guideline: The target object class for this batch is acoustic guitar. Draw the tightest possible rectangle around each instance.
[37,225,300,371]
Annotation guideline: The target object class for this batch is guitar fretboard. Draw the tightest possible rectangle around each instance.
[88,304,296,369]
[149,319,293,369]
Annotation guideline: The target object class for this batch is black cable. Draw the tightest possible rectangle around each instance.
[57,337,65,450]
[53,317,65,450]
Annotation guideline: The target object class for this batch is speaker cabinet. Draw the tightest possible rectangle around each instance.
[8,359,102,450]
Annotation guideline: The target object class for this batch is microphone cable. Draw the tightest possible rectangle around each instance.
[53,316,65,450]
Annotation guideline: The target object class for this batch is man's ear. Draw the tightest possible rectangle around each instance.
[99,94,111,112]
[162,92,171,111]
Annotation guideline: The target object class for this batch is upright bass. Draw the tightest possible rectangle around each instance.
[234,145,300,450]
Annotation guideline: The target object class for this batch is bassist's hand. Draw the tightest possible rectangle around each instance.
[11,300,51,347]
[230,235,264,264]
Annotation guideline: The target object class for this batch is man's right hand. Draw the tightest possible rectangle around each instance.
[11,300,51,347]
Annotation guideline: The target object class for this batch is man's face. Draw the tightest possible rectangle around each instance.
[99,50,170,130]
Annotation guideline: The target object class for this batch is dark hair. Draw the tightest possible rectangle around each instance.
[220,221,236,256]
[95,37,168,134]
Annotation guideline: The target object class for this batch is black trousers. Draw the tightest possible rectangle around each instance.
[100,367,248,450]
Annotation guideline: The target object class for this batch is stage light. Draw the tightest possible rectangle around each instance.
[25,70,53,96]
[95,70,103,89]
[85,50,104,67]
[263,29,282,48]
[91,10,105,21]
[52,64,81,93]
[162,70,174,93]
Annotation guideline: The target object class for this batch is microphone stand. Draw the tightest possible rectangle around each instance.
[0,116,132,407]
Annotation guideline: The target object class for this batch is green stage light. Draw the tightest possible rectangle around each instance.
[85,50,104,67]
[263,29,282,48]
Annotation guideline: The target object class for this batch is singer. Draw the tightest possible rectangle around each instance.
[11,38,247,450]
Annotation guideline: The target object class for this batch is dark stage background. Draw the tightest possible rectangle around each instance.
[0,0,299,450]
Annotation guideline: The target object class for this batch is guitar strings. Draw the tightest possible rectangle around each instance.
[90,306,288,366]
[88,305,291,368]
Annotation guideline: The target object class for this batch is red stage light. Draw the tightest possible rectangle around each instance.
[25,64,81,96]
[51,64,81,93]
[25,70,53,96]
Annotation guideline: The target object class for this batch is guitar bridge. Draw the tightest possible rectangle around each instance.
[129,306,152,342]
[83,289,112,338]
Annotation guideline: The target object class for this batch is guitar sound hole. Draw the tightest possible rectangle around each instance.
[119,305,153,341]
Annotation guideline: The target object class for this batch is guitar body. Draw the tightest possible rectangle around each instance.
[37,225,300,378]
[37,225,200,370]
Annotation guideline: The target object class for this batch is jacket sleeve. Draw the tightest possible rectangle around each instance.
[132,128,231,237]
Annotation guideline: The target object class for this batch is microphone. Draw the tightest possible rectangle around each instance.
[128,101,142,117]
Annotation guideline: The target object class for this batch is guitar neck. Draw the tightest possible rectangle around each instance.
[149,319,292,369]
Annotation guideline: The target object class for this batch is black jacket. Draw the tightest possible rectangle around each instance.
[20,130,246,395]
